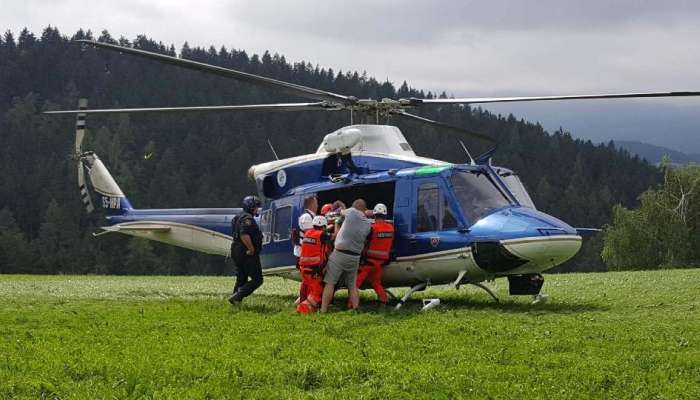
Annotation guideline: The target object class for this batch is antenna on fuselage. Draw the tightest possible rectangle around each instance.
[267,139,280,160]
[458,140,476,165]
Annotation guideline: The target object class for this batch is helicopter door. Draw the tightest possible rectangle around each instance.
[410,179,462,254]
[259,208,272,245]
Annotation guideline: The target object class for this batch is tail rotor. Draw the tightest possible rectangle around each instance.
[75,98,94,214]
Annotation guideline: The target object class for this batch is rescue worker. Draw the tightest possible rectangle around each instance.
[320,199,371,312]
[294,195,318,305]
[228,195,263,304]
[320,203,333,217]
[296,215,332,314]
[357,203,394,305]
[320,203,335,259]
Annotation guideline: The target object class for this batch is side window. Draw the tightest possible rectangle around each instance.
[260,209,272,245]
[417,182,459,232]
[417,184,439,232]
[273,206,292,241]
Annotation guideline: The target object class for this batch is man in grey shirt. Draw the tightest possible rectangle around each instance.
[320,199,371,312]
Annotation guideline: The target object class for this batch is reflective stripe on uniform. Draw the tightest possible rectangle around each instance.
[367,249,390,258]
[300,256,321,264]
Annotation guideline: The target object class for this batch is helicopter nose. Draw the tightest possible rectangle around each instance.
[469,207,581,273]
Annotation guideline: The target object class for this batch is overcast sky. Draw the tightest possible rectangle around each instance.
[3,0,700,152]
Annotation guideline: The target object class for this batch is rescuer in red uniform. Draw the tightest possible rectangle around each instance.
[357,203,394,306]
[296,215,332,314]
[320,203,335,259]
[294,196,318,306]
[320,203,333,217]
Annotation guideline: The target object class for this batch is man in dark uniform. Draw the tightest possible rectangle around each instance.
[229,195,263,304]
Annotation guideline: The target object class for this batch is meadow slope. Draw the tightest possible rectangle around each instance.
[0,270,698,399]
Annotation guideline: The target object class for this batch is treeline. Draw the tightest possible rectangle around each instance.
[603,162,700,269]
[0,27,661,274]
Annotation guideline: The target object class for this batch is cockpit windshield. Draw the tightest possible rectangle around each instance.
[449,170,511,223]
[498,172,536,209]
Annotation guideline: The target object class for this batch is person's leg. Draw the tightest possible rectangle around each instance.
[321,251,343,312]
[345,261,360,310]
[356,264,370,290]
[234,256,263,300]
[369,261,388,304]
[249,255,263,290]
[306,275,323,305]
[348,282,360,310]
[320,282,335,313]
[296,272,312,314]
[298,275,324,314]
[231,248,248,295]
[298,281,309,304]
[295,257,308,305]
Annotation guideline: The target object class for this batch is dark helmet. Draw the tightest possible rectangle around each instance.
[242,195,261,213]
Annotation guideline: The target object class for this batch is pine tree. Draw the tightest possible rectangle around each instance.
[124,238,159,275]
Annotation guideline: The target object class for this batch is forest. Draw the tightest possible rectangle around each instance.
[0,27,664,275]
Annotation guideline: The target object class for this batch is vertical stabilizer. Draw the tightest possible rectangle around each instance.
[80,152,133,215]
[74,98,133,216]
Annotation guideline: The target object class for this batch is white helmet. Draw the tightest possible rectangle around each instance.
[373,203,388,216]
[312,215,328,227]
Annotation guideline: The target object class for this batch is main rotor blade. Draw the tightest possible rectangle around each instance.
[77,40,356,105]
[391,111,496,143]
[412,91,700,105]
[44,102,338,115]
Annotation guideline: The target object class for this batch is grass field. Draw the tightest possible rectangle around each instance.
[1,270,698,399]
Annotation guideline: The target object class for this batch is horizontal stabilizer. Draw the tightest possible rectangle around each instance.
[102,224,172,233]
[96,221,232,256]
[575,228,602,237]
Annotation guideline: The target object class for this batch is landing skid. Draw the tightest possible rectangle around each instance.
[452,271,499,303]
[394,283,427,310]
[467,282,500,303]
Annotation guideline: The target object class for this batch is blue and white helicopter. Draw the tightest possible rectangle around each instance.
[48,40,700,306]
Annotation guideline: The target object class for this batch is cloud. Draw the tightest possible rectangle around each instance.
[2,0,700,151]
[226,0,700,44]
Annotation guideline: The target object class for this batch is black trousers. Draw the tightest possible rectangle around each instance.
[232,245,263,300]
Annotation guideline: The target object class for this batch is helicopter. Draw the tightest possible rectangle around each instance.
[47,40,700,307]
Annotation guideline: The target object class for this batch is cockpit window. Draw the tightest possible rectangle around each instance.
[499,172,536,209]
[416,183,460,232]
[449,171,511,223]
[417,184,440,232]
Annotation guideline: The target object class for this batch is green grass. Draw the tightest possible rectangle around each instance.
[1,270,698,399]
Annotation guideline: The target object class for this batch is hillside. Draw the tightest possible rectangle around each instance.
[1,271,698,399]
[614,140,700,165]
[0,27,662,273]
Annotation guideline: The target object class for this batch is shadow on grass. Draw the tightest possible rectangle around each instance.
[228,292,607,316]
[399,297,607,314]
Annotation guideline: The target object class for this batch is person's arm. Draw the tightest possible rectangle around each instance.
[331,218,343,241]
[320,232,332,244]
[240,234,255,255]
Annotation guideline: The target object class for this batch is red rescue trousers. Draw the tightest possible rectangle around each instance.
[296,266,324,314]
[356,259,388,304]
[296,258,309,303]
